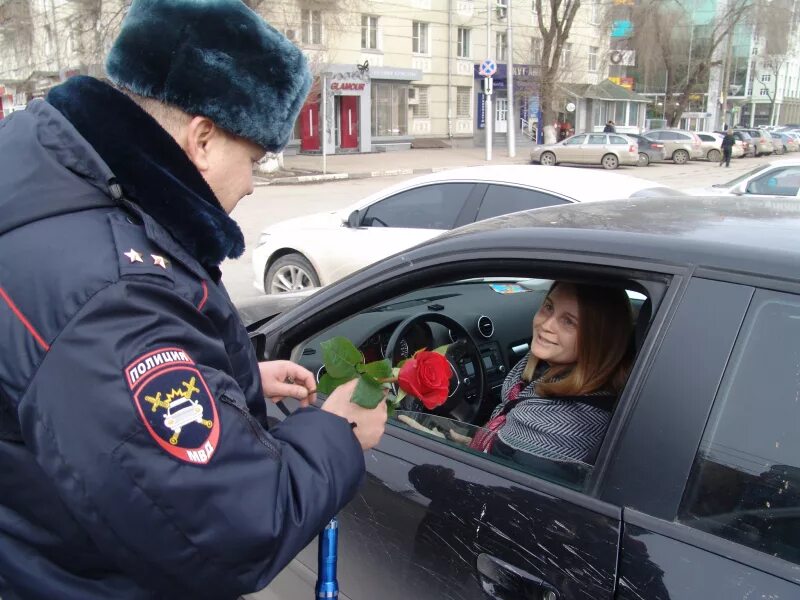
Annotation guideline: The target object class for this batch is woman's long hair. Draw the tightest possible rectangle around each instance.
[521,281,634,397]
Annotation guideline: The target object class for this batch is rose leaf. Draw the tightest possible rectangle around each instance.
[317,373,355,395]
[433,344,451,356]
[352,375,386,409]
[321,337,363,378]
[363,359,393,380]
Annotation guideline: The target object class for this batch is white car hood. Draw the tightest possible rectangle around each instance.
[264,210,348,232]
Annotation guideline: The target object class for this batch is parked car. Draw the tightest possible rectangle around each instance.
[252,195,800,600]
[642,129,704,164]
[626,133,666,166]
[696,132,744,162]
[252,166,679,294]
[736,128,775,156]
[688,158,800,197]
[770,132,787,155]
[717,130,756,157]
[529,133,639,169]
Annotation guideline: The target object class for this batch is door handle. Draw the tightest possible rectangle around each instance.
[476,553,559,600]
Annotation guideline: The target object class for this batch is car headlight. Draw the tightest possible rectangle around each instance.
[256,233,270,247]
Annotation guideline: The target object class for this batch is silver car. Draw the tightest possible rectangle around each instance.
[643,129,704,164]
[530,133,639,169]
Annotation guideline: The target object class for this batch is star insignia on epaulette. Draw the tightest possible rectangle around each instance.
[124,249,144,263]
[152,255,169,269]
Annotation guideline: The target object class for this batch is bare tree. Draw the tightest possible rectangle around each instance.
[631,0,754,127]
[534,0,582,143]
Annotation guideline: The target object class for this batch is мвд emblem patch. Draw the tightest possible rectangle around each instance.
[125,348,220,465]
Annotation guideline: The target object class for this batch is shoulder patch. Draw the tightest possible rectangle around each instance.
[125,348,219,465]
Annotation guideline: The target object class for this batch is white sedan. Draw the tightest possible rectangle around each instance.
[689,159,800,197]
[252,165,681,295]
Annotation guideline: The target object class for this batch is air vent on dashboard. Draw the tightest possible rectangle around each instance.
[477,315,494,339]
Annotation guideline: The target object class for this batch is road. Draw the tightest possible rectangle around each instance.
[223,156,770,304]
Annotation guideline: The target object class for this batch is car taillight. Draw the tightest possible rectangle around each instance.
[651,143,664,149]
[629,145,636,152]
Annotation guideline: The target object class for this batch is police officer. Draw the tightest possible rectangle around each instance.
[0,1,386,598]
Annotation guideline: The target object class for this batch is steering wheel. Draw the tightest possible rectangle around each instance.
[384,312,486,424]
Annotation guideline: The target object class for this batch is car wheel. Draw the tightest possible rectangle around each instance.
[673,149,689,165]
[637,152,650,167]
[265,253,320,294]
[707,149,721,163]
[602,154,619,170]
[539,151,557,166]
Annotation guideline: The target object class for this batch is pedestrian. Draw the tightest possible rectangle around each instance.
[0,1,386,599]
[603,120,616,133]
[721,129,735,167]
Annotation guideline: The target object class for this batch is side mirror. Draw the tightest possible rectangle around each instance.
[732,182,747,196]
[346,209,361,228]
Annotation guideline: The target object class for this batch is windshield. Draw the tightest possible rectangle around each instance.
[712,164,773,188]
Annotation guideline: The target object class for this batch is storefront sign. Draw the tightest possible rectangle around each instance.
[330,82,366,91]
[473,64,537,81]
[369,66,423,81]
[477,93,486,129]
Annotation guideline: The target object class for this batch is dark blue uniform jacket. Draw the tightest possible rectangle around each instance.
[0,77,364,599]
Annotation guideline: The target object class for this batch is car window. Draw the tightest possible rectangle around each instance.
[587,134,607,145]
[297,275,651,492]
[610,135,628,145]
[362,183,474,229]
[678,291,800,565]
[475,185,570,221]
[564,135,586,146]
[661,131,679,140]
[675,132,691,141]
[698,134,714,142]
[745,166,800,196]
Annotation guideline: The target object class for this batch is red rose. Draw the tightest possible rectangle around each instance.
[398,351,451,410]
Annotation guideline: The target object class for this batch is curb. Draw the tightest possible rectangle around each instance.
[254,163,522,186]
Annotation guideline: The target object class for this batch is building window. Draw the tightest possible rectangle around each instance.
[412,21,429,54]
[496,32,507,62]
[629,101,639,126]
[561,42,572,66]
[589,46,598,72]
[590,0,601,25]
[371,82,408,137]
[457,27,471,58]
[531,37,542,65]
[760,88,769,95]
[411,86,430,118]
[761,74,771,82]
[456,86,471,118]
[301,9,322,45]
[361,15,379,50]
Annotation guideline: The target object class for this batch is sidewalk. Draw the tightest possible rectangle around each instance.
[255,144,533,186]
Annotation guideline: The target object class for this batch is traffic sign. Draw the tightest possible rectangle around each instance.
[479,59,497,78]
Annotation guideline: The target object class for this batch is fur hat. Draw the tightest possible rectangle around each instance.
[105,0,311,152]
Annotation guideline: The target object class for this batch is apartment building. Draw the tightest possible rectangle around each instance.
[0,0,616,151]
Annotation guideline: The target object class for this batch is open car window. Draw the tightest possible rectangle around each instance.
[293,274,660,491]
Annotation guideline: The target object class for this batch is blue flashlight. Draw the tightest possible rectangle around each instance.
[315,517,339,599]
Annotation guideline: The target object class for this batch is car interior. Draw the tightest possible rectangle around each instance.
[286,268,667,490]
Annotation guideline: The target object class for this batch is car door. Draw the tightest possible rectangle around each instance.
[318,183,479,282]
[610,281,800,598]
[472,184,572,223]
[250,250,681,600]
[584,134,608,164]
[558,134,587,162]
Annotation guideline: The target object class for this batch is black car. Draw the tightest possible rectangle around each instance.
[626,133,666,167]
[248,196,800,600]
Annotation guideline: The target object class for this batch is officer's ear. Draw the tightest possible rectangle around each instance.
[184,116,220,174]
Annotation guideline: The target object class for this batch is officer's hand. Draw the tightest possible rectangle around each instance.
[258,361,317,406]
[321,379,387,451]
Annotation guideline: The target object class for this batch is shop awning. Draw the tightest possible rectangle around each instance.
[561,79,649,103]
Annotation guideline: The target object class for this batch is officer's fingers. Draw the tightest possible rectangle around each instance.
[286,364,316,391]
[268,383,314,404]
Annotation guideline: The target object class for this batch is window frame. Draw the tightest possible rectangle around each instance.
[474,183,572,222]
[456,86,472,119]
[412,20,429,55]
[496,31,508,62]
[301,8,323,45]
[361,14,379,50]
[457,27,471,59]
[411,85,430,119]
[589,46,598,72]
